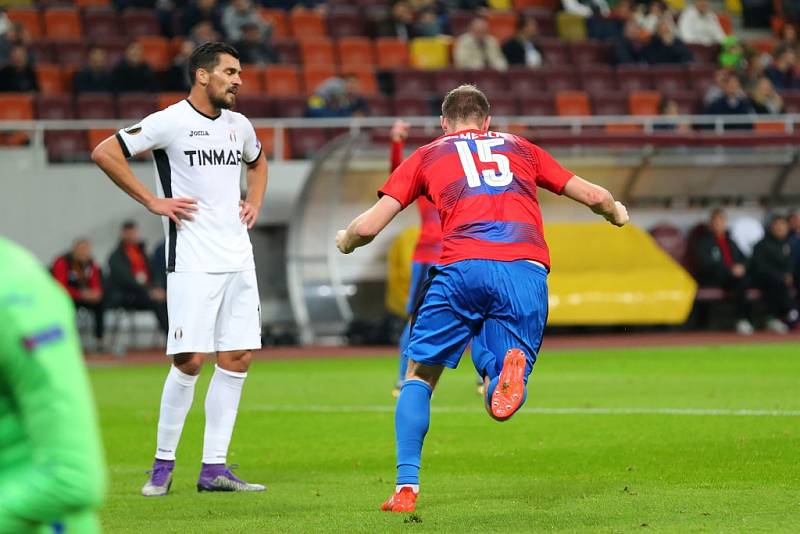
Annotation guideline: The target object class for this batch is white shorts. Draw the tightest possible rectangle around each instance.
[166,270,261,355]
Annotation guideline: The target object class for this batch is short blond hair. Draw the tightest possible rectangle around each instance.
[441,84,490,124]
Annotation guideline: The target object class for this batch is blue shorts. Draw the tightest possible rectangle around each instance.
[406,261,434,315]
[405,259,548,381]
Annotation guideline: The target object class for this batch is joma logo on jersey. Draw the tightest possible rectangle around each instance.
[189,130,210,137]
[184,149,242,166]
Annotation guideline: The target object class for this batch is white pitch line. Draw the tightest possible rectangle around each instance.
[252,405,800,417]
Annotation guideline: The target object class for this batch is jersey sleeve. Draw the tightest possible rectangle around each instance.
[378,148,425,209]
[0,266,105,532]
[116,109,176,158]
[528,142,575,195]
[241,116,262,164]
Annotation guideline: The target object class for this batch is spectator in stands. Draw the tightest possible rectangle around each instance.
[635,0,676,35]
[703,67,730,106]
[107,221,169,335]
[789,210,800,296]
[0,8,10,38]
[764,46,798,91]
[613,19,648,65]
[750,214,799,333]
[413,7,444,37]
[189,21,221,47]
[375,1,416,40]
[562,0,610,19]
[704,74,754,117]
[693,209,754,335]
[749,77,784,114]
[164,40,193,92]
[777,24,800,59]
[0,20,24,65]
[74,48,114,94]
[644,18,693,64]
[678,0,726,46]
[111,42,158,94]
[306,75,369,118]
[222,0,268,43]
[502,15,543,68]
[655,97,691,132]
[454,17,508,71]
[178,0,225,38]
[438,0,489,10]
[236,22,279,66]
[0,45,37,92]
[562,0,624,40]
[51,239,106,350]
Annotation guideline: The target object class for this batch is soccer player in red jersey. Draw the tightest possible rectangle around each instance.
[336,85,629,512]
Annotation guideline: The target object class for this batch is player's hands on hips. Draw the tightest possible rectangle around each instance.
[390,119,410,142]
[147,197,197,227]
[336,230,353,254]
[239,200,260,229]
[607,201,629,227]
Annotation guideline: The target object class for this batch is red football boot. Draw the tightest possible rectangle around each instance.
[491,348,527,421]
[380,486,418,512]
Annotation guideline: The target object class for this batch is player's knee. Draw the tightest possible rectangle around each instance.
[406,361,441,389]
[173,353,204,375]
[218,350,252,373]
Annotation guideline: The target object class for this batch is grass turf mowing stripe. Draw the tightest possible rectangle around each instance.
[251,405,800,417]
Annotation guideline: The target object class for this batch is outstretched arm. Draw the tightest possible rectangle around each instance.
[336,195,404,254]
[91,137,197,227]
[562,176,629,227]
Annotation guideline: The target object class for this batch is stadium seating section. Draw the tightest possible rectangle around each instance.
[1,2,792,161]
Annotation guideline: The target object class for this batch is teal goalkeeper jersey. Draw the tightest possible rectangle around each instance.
[0,238,106,533]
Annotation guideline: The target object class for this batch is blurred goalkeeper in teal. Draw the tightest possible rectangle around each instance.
[0,237,106,533]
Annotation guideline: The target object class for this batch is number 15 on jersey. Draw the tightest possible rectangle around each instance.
[454,139,514,188]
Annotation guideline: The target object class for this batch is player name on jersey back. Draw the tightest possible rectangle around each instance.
[116,99,263,273]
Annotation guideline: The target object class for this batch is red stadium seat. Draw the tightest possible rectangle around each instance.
[239,66,265,96]
[83,8,119,40]
[556,90,591,116]
[538,38,570,65]
[45,131,90,163]
[578,65,617,95]
[687,44,720,64]
[264,65,301,96]
[687,64,717,93]
[538,66,579,91]
[121,9,161,37]
[303,65,338,96]
[650,65,690,95]
[448,11,473,37]
[336,37,375,71]
[137,36,171,71]
[486,11,517,43]
[487,95,519,117]
[569,41,611,65]
[270,96,308,118]
[591,93,628,115]
[94,41,127,67]
[43,9,82,40]
[35,94,74,120]
[327,8,366,38]
[300,38,336,66]
[52,41,89,68]
[36,64,69,95]
[393,95,434,116]
[514,0,558,8]
[30,41,55,63]
[518,94,556,116]
[649,224,687,264]
[342,68,378,95]
[76,0,111,7]
[235,95,273,118]
[290,9,327,39]
[288,127,331,158]
[507,67,546,93]
[375,38,409,69]
[433,69,508,99]
[157,92,186,110]
[7,9,42,39]
[117,94,157,120]
[668,91,701,114]
[364,94,393,116]
[273,38,299,65]
[390,68,435,94]
[259,8,289,38]
[254,127,291,160]
[616,65,654,92]
[76,93,117,119]
[629,90,661,116]
[781,91,800,113]
[528,11,557,37]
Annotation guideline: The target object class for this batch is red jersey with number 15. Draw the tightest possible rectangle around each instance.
[378,129,575,270]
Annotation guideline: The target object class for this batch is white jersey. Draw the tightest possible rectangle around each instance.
[116,99,262,273]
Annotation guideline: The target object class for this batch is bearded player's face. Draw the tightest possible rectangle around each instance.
[205,54,241,110]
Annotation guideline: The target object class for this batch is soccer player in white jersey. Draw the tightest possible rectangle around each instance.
[92,42,268,495]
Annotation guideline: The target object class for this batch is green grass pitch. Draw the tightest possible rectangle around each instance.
[92,343,800,533]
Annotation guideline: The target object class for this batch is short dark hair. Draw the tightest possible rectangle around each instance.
[188,42,240,84]
[441,84,490,124]
[121,220,137,231]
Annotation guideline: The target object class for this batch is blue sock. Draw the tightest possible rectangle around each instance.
[395,380,432,485]
[396,322,411,386]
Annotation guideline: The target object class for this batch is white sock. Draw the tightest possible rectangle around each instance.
[396,484,419,494]
[202,365,247,464]
[155,365,199,461]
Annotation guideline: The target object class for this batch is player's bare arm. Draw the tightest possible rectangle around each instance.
[336,195,403,254]
[562,176,629,227]
[240,150,268,229]
[91,137,197,227]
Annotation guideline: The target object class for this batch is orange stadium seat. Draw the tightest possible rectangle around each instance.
[259,8,289,38]
[300,39,335,66]
[754,121,787,133]
[303,65,338,96]
[0,94,34,120]
[717,12,733,35]
[375,38,409,69]
[7,9,42,39]
[36,64,68,95]
[629,90,661,116]
[87,128,116,150]
[239,67,266,95]
[336,37,375,71]
[341,68,378,95]
[486,11,517,43]
[157,92,186,110]
[43,8,82,39]
[254,127,291,160]
[137,36,171,70]
[290,9,327,39]
[264,65,301,96]
[555,90,591,116]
